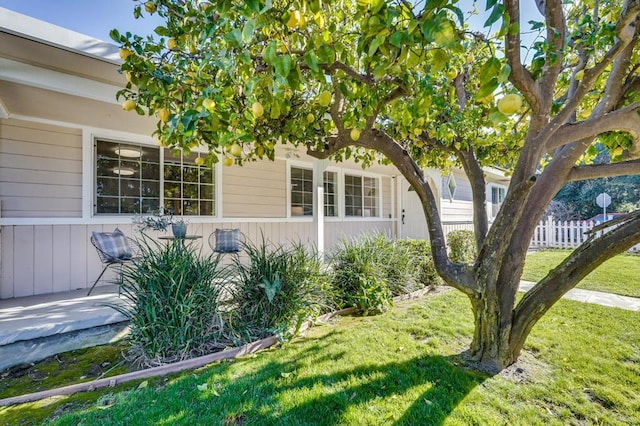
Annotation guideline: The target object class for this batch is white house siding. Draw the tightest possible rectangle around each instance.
[381,177,392,219]
[222,159,287,218]
[0,119,82,218]
[0,219,394,298]
[440,169,474,222]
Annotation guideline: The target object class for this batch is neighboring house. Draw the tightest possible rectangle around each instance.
[0,9,510,298]
[586,213,626,225]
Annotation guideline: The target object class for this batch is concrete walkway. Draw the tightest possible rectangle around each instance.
[519,281,640,311]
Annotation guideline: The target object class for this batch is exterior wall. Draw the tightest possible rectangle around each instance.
[222,159,287,218]
[381,176,393,219]
[0,118,82,217]
[0,219,394,298]
[440,169,474,222]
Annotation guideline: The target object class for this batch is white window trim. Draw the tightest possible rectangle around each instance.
[91,132,220,219]
[286,160,341,220]
[446,172,457,201]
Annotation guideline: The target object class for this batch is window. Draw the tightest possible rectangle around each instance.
[324,171,337,217]
[345,174,379,217]
[291,167,313,216]
[290,167,338,217]
[163,148,215,215]
[491,186,506,217]
[447,173,457,200]
[95,139,215,216]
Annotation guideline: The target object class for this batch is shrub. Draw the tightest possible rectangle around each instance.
[396,239,442,287]
[226,238,330,343]
[329,234,422,315]
[447,230,477,264]
[112,237,228,367]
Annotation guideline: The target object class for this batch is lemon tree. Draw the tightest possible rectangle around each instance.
[114,0,640,372]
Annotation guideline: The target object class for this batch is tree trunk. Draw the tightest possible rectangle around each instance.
[468,276,521,373]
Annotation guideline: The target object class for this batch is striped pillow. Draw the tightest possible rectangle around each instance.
[92,228,133,261]
[214,228,240,253]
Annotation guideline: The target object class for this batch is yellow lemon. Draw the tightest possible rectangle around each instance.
[194,157,205,166]
[229,143,243,157]
[251,101,264,118]
[306,113,315,123]
[144,1,157,13]
[202,98,215,111]
[122,99,136,111]
[119,48,132,61]
[497,94,522,115]
[350,128,361,141]
[167,38,178,50]
[286,10,300,29]
[318,91,331,107]
[223,157,234,167]
[155,108,170,122]
[256,145,265,157]
[123,71,132,82]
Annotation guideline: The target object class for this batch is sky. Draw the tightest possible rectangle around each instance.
[0,0,542,44]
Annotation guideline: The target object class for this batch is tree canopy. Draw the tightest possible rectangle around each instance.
[114,0,640,372]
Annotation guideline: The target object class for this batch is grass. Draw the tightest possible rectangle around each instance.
[3,289,638,425]
[523,249,640,298]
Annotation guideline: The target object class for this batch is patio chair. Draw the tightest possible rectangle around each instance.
[88,228,138,296]
[208,228,242,256]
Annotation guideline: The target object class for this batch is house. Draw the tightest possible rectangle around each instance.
[586,213,626,225]
[0,8,510,299]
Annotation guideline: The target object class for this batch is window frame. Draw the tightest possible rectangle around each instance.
[287,161,342,219]
[343,171,382,219]
[93,137,219,218]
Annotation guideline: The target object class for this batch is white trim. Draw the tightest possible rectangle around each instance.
[0,58,123,105]
[487,183,508,220]
[0,7,121,63]
[0,217,397,226]
[82,130,93,219]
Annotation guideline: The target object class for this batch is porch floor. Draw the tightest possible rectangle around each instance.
[0,285,128,370]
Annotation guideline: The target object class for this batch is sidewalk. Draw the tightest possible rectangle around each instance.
[519,281,640,312]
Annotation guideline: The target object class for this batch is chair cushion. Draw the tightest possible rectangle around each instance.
[92,228,133,261]
[214,228,240,253]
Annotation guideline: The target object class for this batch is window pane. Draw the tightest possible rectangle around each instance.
[142,198,160,213]
[201,185,214,199]
[95,140,160,214]
[165,182,181,199]
[183,200,198,215]
[345,174,363,216]
[291,167,313,216]
[164,164,181,181]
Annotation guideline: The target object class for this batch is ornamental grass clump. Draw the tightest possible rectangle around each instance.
[226,238,331,343]
[111,237,228,367]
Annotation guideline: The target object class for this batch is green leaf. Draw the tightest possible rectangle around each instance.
[303,51,320,73]
[109,29,120,43]
[529,20,544,30]
[317,44,336,63]
[485,0,498,10]
[477,78,499,98]
[371,0,385,14]
[497,64,512,83]
[389,31,405,48]
[489,110,508,125]
[445,5,464,26]
[274,55,293,77]
[478,57,501,86]
[484,4,504,27]
[368,35,385,56]
[245,0,261,13]
[154,26,169,36]
[262,41,278,65]
[242,20,255,42]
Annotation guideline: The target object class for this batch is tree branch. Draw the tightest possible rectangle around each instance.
[547,101,640,149]
[458,148,489,249]
[511,210,640,350]
[567,159,640,181]
[538,0,568,104]
[322,61,375,86]
[503,0,541,113]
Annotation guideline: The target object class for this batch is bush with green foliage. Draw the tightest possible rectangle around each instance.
[329,234,426,315]
[447,230,477,265]
[226,238,330,343]
[112,237,227,367]
[396,239,442,287]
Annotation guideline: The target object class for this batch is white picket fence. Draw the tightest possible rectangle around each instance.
[531,217,640,253]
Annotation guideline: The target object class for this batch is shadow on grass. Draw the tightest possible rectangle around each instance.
[37,330,488,425]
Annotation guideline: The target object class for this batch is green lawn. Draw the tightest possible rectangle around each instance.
[3,290,638,425]
[523,249,640,298]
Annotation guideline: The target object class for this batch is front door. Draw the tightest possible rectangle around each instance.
[400,178,429,240]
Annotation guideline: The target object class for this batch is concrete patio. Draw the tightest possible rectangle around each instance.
[0,285,129,370]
